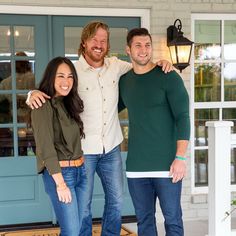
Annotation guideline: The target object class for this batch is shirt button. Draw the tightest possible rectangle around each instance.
[104,123,106,125]
[101,86,104,89]
[104,111,106,113]
[104,99,106,102]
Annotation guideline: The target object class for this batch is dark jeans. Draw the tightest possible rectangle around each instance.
[43,165,87,236]
[128,177,183,236]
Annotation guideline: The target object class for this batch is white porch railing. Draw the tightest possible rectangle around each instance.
[206,121,236,236]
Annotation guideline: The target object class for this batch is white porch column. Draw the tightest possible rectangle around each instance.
[206,121,233,236]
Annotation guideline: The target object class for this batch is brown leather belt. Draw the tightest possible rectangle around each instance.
[59,156,84,167]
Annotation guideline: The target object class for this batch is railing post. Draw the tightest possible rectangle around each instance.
[206,121,233,236]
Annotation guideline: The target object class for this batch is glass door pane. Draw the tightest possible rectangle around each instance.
[223,108,236,184]
[195,149,208,186]
[194,20,221,61]
[224,20,236,101]
[109,28,128,60]
[194,108,219,146]
[65,27,82,57]
[0,26,11,56]
[223,108,236,132]
[119,109,129,152]
[0,128,13,157]
[224,20,236,60]
[224,62,236,101]
[14,26,35,56]
[194,63,221,102]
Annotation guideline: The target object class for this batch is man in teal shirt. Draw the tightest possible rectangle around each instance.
[119,28,190,236]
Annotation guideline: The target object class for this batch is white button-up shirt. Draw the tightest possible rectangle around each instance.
[74,55,131,154]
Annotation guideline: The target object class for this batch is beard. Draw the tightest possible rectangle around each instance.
[85,47,108,63]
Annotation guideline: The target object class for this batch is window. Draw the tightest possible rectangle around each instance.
[0,25,36,157]
[192,14,236,189]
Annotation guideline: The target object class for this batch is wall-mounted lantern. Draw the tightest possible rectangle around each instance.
[167,19,194,72]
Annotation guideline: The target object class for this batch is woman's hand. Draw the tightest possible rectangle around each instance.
[52,173,72,203]
[56,182,72,204]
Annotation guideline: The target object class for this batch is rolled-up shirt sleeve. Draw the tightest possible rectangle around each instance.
[31,101,61,175]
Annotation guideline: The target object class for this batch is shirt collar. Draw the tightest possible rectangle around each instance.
[51,96,64,107]
[78,54,109,71]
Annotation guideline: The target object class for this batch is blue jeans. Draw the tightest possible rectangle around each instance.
[42,164,87,236]
[79,145,123,236]
[128,178,183,236]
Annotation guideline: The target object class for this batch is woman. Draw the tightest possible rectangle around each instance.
[31,57,87,236]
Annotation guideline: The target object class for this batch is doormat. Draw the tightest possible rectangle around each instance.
[0,225,136,236]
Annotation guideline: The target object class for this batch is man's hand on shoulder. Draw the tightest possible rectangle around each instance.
[26,90,51,109]
[156,60,173,74]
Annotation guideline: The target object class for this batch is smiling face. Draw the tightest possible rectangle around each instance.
[54,63,74,97]
[83,27,109,67]
[126,35,153,67]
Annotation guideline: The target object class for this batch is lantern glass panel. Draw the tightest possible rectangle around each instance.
[176,45,191,63]
[169,46,177,64]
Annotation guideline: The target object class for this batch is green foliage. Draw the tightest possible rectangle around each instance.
[231,199,236,206]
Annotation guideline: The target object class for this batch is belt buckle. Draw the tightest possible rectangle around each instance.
[74,159,79,167]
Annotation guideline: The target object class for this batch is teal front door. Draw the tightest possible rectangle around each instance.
[0,14,52,225]
[0,14,138,225]
[51,16,139,218]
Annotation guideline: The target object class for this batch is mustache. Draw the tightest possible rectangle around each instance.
[92,47,103,51]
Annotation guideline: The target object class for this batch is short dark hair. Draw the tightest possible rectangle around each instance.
[15,51,32,73]
[126,28,152,47]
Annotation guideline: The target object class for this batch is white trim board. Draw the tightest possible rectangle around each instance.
[192,13,236,20]
[0,5,150,30]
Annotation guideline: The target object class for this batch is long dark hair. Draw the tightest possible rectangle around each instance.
[38,57,85,138]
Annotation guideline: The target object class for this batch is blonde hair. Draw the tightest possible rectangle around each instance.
[78,21,110,56]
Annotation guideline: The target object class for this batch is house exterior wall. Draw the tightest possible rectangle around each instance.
[0,0,236,222]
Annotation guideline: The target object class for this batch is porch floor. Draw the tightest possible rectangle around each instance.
[123,217,236,236]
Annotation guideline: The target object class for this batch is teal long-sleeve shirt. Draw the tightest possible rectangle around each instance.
[119,66,190,172]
